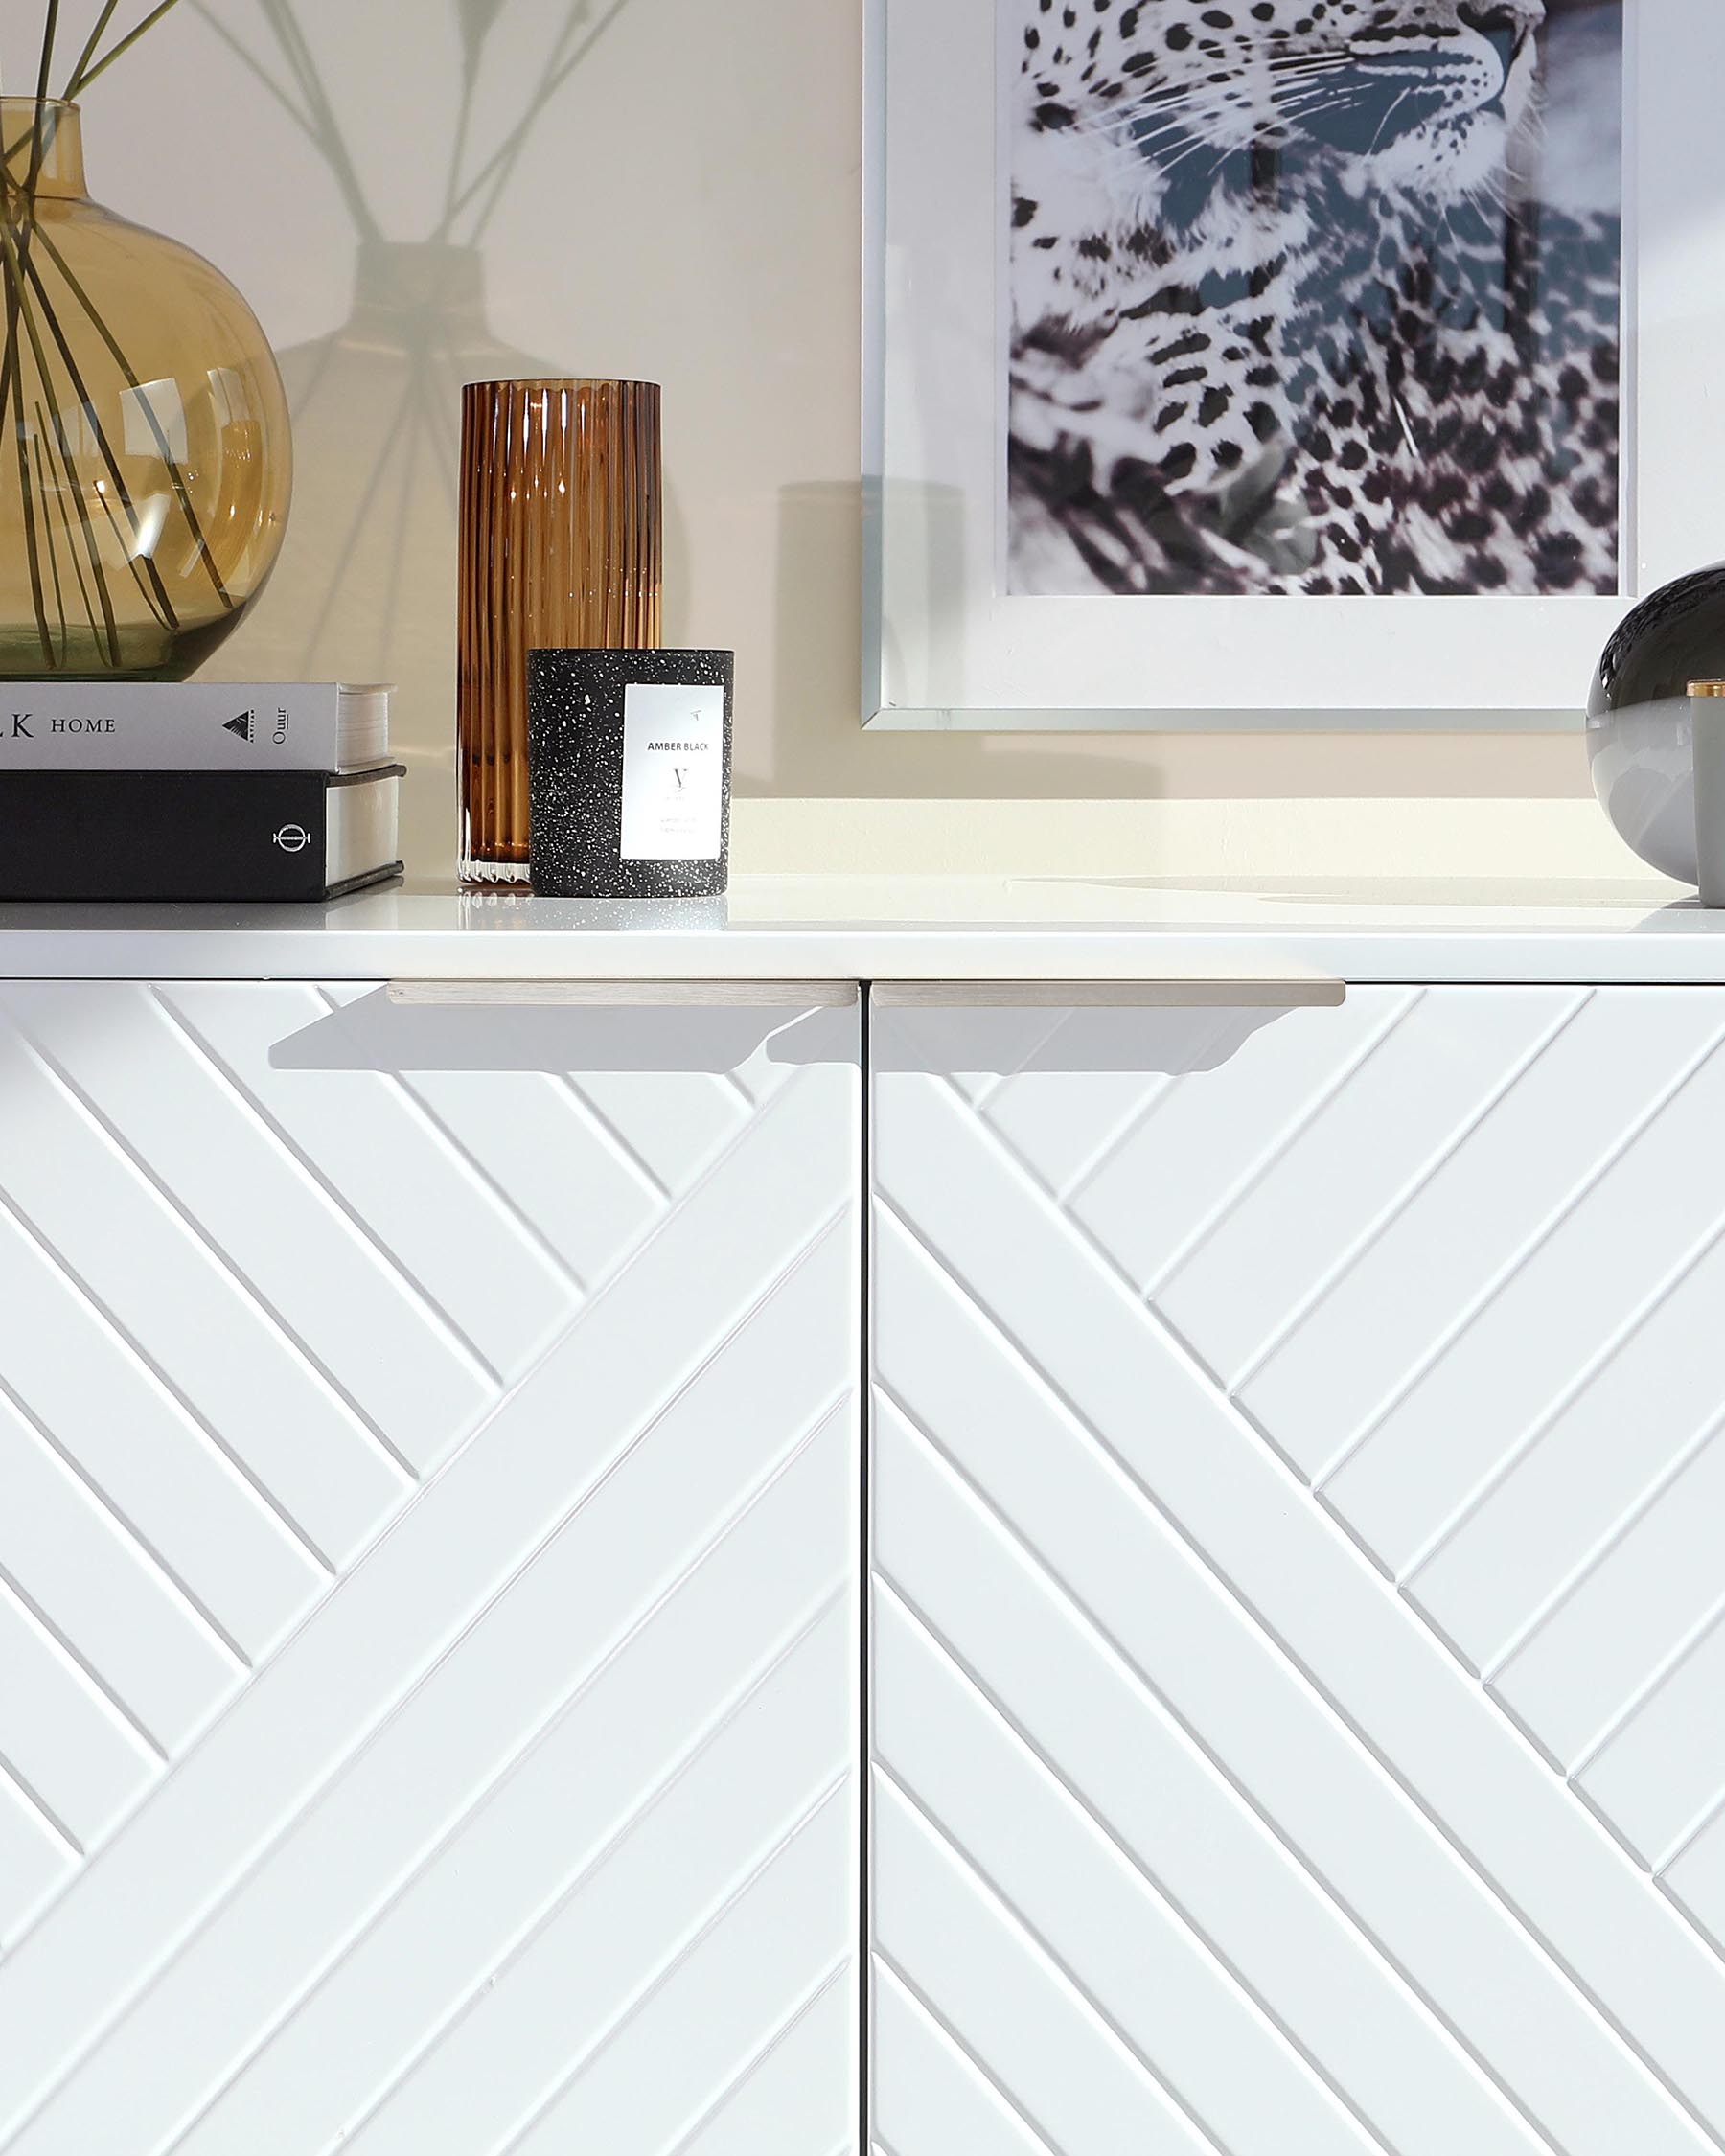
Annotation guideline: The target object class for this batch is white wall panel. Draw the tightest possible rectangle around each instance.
[872,988,1725,2156]
[0,1592,155,1855]
[0,1011,406,1572]
[0,984,860,2156]
[1156,986,1581,1389]
[1325,1024,1725,1579]
[1490,1432,1725,1775]
[0,984,496,1469]
[1066,989,1416,1289]
[1576,1617,1725,1870]
[1665,1808,1725,1961]
[0,1197,325,1663]
[678,1970,854,2156]
[873,1964,1051,2156]
[0,1397,235,1758]
[876,1783,1215,2156]
[1405,1222,1725,1682]
[873,1568,1380,2156]
[157,983,579,1382]
[1243,986,1725,1475]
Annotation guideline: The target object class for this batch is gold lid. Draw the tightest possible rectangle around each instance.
[1692,680,1725,697]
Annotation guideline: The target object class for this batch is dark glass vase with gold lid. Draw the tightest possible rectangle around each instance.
[0,96,292,680]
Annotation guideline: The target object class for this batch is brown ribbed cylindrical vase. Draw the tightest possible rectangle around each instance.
[458,378,662,883]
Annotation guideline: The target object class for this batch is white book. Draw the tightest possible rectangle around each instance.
[0,681,391,771]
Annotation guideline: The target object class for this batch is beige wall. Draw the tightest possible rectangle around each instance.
[10,0,1660,884]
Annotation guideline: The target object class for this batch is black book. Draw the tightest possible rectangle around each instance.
[0,766,404,902]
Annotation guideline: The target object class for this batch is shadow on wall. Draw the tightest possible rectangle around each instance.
[205,0,688,875]
[767,481,1592,808]
[142,0,1595,858]
[770,478,1203,804]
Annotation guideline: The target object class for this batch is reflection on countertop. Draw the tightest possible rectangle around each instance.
[0,872,1715,987]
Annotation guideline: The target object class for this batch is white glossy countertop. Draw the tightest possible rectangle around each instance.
[0,874,1722,984]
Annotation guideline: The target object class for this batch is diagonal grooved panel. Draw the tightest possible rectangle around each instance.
[0,983,860,2156]
[873,987,1725,2156]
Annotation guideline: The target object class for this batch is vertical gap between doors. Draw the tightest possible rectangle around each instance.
[858,980,873,2156]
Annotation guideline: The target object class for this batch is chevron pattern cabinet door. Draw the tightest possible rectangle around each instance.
[870,987,1725,2156]
[0,980,861,2156]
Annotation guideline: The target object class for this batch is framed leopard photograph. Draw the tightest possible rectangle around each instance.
[864,1,1718,730]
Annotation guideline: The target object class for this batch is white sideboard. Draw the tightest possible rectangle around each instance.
[0,979,860,2156]
[871,986,1725,2156]
[1,880,1723,2156]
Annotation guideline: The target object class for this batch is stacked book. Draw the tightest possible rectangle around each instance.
[0,683,403,902]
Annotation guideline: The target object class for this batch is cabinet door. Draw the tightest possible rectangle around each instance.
[870,985,1725,2156]
[0,980,860,2156]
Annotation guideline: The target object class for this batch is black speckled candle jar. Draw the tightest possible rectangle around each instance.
[526,648,733,898]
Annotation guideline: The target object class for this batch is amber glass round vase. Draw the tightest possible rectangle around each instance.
[0,98,291,679]
[458,378,662,884]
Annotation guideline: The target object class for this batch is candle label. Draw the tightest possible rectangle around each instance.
[619,683,726,861]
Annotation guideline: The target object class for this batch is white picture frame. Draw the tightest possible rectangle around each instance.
[863,0,1714,734]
